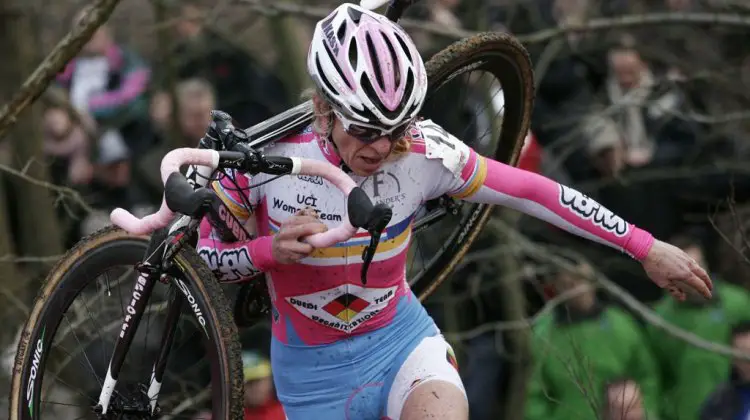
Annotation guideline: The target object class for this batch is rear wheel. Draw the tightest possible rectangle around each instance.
[9,226,243,420]
[408,32,534,300]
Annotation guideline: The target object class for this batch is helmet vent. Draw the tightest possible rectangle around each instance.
[315,55,339,95]
[361,74,402,119]
[322,41,353,90]
[365,33,385,91]
[394,32,413,62]
[349,39,359,70]
[347,6,363,24]
[382,33,401,86]
[337,22,347,43]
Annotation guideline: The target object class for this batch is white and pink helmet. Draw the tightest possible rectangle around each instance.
[307,3,428,129]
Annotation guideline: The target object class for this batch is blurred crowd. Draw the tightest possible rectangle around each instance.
[39,0,750,418]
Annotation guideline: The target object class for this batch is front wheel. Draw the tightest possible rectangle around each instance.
[9,226,244,420]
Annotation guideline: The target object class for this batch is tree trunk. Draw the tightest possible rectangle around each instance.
[493,212,533,420]
[0,0,40,386]
[0,0,124,138]
[0,0,64,279]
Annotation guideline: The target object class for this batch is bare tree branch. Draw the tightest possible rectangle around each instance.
[0,161,93,213]
[234,0,750,45]
[485,219,750,361]
[445,283,590,341]
[0,0,124,139]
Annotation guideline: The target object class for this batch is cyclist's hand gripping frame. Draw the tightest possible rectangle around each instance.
[109,111,392,284]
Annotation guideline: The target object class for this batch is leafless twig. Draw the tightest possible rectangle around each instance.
[0,0,124,138]
[233,1,750,46]
[487,219,750,361]
[0,162,93,214]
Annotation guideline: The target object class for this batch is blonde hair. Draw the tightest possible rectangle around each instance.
[301,88,413,160]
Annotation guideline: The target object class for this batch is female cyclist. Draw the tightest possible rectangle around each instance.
[196,4,712,419]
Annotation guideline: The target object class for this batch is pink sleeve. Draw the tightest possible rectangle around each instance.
[197,170,277,281]
[452,151,654,261]
[197,220,278,282]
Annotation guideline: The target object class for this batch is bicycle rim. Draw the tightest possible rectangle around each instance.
[407,32,534,300]
[9,226,243,420]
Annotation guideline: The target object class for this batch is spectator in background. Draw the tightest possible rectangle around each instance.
[171,0,289,128]
[42,103,93,188]
[604,41,698,168]
[645,232,750,420]
[56,9,151,213]
[603,378,647,420]
[193,350,285,420]
[136,78,217,204]
[240,351,285,420]
[41,99,95,246]
[700,321,750,420]
[580,114,683,246]
[525,0,610,183]
[524,259,660,420]
[57,9,151,155]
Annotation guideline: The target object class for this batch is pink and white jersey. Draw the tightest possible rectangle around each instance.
[196,120,654,346]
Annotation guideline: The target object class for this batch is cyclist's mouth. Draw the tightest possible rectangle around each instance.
[359,156,382,166]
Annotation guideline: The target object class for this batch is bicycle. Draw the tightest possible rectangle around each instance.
[9,0,534,418]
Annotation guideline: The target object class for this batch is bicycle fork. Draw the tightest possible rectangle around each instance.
[94,227,185,417]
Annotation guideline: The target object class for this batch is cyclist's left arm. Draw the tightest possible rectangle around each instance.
[419,122,653,261]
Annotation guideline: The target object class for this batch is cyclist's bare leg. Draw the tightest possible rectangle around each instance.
[400,380,468,420]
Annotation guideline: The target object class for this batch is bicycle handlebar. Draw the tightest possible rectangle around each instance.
[110,148,392,249]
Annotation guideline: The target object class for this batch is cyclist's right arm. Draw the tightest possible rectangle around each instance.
[196,169,278,282]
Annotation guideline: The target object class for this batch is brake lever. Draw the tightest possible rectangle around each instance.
[360,204,392,285]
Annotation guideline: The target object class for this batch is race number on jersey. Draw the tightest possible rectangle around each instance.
[420,120,471,178]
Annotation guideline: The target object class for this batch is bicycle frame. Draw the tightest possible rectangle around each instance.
[94,0,418,415]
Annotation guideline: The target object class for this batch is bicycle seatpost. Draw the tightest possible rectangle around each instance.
[359,0,414,22]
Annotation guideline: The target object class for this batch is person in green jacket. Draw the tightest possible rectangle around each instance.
[525,259,661,420]
[644,232,750,420]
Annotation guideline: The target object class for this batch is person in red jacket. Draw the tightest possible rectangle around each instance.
[192,350,286,420]
[241,351,286,420]
[517,130,542,173]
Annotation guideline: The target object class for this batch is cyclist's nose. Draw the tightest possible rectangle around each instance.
[368,136,391,153]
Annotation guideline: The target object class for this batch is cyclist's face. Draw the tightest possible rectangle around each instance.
[331,116,394,177]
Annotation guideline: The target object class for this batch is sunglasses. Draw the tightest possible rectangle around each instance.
[334,110,413,143]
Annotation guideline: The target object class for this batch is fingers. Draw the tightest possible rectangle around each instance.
[280,223,328,241]
[273,211,328,264]
[281,239,314,255]
[666,283,686,301]
[690,261,713,292]
[687,266,713,299]
[281,214,322,229]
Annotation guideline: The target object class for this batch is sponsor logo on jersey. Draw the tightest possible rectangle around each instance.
[296,174,324,185]
[198,247,258,282]
[558,185,629,237]
[360,170,407,207]
[271,197,343,222]
[285,284,398,333]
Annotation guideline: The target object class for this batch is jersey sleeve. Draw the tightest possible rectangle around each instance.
[197,169,277,282]
[417,120,654,261]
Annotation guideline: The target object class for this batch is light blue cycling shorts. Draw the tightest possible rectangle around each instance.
[271,292,466,420]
